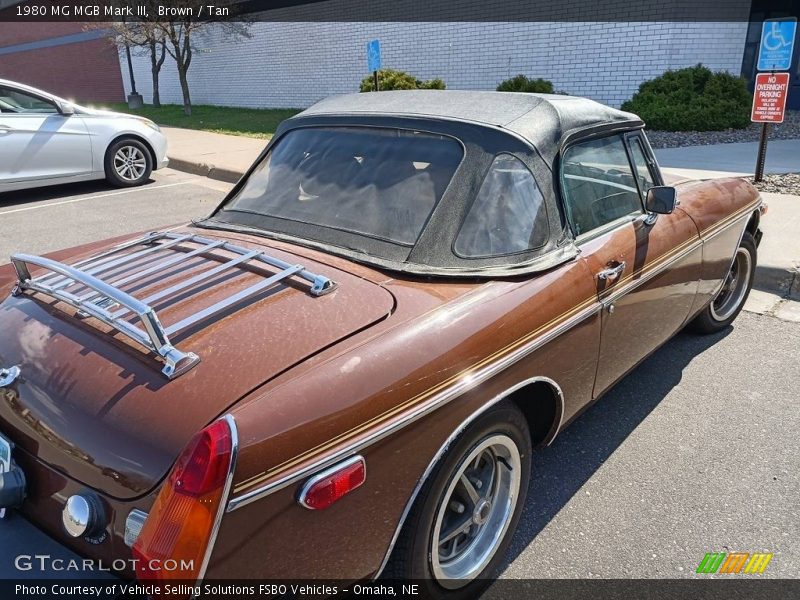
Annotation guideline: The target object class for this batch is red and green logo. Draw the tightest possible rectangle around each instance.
[696,552,773,574]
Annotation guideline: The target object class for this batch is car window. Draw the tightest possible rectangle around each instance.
[225,127,463,246]
[628,136,656,198]
[454,154,548,257]
[561,135,643,236]
[0,86,57,114]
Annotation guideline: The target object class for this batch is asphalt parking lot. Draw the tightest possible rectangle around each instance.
[1,174,798,582]
[0,169,232,260]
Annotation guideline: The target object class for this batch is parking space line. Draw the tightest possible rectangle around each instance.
[0,181,194,216]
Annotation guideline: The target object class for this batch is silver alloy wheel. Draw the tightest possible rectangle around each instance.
[430,434,521,588]
[113,146,147,181]
[710,247,752,321]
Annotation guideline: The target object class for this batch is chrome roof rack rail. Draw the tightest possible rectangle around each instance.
[10,232,337,379]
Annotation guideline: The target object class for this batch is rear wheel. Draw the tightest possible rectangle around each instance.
[689,231,756,334]
[104,138,152,187]
[384,404,531,598]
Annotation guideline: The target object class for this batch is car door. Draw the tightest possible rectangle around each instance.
[560,132,701,398]
[0,84,92,185]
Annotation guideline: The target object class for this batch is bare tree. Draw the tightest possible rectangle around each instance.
[153,3,252,116]
[93,12,168,107]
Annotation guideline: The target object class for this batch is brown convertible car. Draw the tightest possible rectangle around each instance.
[0,91,763,596]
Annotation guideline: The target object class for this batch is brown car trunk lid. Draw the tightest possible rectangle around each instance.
[0,230,394,499]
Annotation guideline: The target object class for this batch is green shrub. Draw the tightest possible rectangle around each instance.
[360,69,446,92]
[496,75,555,94]
[621,64,752,131]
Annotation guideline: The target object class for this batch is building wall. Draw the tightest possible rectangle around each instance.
[122,20,750,110]
[0,21,124,103]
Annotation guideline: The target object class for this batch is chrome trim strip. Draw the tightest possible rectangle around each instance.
[226,302,597,513]
[195,414,239,589]
[372,376,564,579]
[296,455,366,510]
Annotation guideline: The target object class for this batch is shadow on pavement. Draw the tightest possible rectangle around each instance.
[500,325,732,570]
[0,179,156,209]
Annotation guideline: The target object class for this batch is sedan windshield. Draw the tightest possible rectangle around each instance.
[220,127,464,246]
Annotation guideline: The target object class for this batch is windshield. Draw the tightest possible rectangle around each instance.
[221,127,464,246]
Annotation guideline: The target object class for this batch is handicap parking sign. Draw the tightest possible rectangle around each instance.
[367,39,381,73]
[757,18,797,71]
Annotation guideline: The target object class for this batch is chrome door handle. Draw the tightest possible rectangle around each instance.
[597,261,626,280]
[0,125,12,133]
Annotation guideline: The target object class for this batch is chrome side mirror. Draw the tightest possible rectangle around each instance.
[645,186,677,215]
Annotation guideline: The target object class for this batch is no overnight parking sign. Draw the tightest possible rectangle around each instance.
[751,72,791,124]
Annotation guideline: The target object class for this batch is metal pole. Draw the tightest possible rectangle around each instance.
[754,122,769,182]
[373,70,379,92]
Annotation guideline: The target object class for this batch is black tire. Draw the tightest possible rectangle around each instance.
[383,403,532,599]
[689,231,756,334]
[104,138,153,187]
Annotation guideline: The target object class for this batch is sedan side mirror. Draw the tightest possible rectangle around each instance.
[56,102,75,116]
[645,186,677,215]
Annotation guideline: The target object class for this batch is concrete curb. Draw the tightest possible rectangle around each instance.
[167,157,244,184]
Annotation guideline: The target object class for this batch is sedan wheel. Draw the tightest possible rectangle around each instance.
[113,146,148,182]
[689,231,756,334]
[383,403,531,599]
[104,139,153,187]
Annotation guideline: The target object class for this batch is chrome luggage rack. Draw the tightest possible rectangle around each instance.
[10,231,336,379]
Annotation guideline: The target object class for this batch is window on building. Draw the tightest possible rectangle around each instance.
[454,154,548,257]
[560,135,643,236]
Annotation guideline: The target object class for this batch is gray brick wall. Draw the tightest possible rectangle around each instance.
[121,18,750,110]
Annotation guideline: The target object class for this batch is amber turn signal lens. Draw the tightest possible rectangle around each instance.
[132,417,236,593]
[298,456,366,510]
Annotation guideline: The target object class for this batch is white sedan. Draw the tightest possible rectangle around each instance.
[0,78,169,192]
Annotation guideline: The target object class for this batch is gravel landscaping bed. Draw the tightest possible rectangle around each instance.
[749,172,800,196]
[648,110,800,149]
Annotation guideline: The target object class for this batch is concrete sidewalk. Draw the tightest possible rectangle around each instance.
[162,127,265,183]
[655,139,800,179]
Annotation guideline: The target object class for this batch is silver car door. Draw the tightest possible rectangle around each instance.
[0,85,92,184]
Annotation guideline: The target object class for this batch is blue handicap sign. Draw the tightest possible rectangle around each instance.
[757,18,797,71]
[367,39,381,73]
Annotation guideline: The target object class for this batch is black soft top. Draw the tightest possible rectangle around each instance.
[205,91,645,277]
[296,90,642,168]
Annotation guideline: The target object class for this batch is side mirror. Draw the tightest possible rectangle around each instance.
[645,186,677,215]
[56,102,75,116]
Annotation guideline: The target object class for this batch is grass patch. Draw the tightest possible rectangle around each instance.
[89,103,301,139]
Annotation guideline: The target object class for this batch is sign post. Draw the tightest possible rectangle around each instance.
[367,39,381,92]
[751,73,790,181]
[752,18,796,182]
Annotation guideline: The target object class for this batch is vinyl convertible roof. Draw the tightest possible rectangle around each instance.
[206,90,647,277]
[297,90,643,166]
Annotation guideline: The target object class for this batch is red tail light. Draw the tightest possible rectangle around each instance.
[132,415,237,590]
[298,455,366,510]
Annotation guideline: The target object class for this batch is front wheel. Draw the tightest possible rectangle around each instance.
[104,138,152,187]
[689,231,756,334]
[384,404,531,599]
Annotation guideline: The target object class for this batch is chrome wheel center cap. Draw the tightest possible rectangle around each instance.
[473,498,492,525]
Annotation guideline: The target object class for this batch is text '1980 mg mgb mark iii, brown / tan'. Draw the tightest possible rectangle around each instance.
[0,91,764,598]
